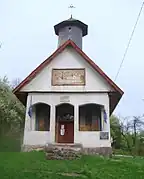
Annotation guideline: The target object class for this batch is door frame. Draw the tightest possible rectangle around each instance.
[57,120,74,143]
[55,103,74,143]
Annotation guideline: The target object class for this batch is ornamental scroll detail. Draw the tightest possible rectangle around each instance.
[52,69,85,86]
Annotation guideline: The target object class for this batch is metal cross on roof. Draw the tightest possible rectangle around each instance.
[68,4,75,18]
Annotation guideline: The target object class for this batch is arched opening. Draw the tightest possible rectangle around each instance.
[79,103,102,131]
[35,103,50,131]
[55,103,74,143]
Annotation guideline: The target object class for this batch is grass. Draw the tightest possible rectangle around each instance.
[0,152,144,179]
[0,136,21,152]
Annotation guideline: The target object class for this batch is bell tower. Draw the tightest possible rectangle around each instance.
[54,17,88,49]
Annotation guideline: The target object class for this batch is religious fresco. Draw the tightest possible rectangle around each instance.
[52,69,85,86]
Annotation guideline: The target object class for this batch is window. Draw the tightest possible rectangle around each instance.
[35,103,50,131]
[79,104,102,131]
[56,103,74,122]
[68,27,72,32]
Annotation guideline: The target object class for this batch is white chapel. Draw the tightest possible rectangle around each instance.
[13,16,124,154]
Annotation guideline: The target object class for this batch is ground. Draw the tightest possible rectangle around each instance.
[0,152,144,179]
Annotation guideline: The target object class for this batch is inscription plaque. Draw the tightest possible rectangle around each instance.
[60,96,70,103]
[52,69,85,86]
[100,132,109,140]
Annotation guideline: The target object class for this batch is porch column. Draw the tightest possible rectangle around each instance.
[101,108,105,131]
[50,105,55,143]
[24,94,33,131]
[23,94,33,145]
[74,104,79,143]
[32,106,36,131]
[101,106,109,131]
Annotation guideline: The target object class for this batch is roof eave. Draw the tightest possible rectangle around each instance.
[13,39,124,113]
[109,91,124,115]
[54,20,88,36]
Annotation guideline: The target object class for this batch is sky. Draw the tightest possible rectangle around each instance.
[0,0,144,117]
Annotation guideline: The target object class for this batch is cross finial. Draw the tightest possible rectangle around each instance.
[68,4,75,18]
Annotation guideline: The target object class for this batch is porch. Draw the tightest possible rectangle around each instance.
[23,93,110,148]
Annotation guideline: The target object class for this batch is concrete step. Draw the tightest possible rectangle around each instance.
[45,143,83,152]
[45,143,83,160]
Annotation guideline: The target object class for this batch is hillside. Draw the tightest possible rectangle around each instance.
[0,152,144,179]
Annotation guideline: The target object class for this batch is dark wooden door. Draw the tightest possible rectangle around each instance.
[57,121,74,143]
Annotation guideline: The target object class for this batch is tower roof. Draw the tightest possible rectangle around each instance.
[54,17,88,36]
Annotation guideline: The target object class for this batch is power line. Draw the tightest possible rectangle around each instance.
[114,2,144,82]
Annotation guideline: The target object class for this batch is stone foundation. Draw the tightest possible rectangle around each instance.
[21,145,45,152]
[21,144,112,157]
[82,147,112,156]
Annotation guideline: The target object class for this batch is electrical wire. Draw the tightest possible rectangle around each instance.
[114,2,144,82]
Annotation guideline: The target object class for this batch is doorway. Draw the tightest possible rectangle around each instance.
[55,103,74,143]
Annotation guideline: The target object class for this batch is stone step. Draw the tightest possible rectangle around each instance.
[45,143,83,152]
[45,143,83,160]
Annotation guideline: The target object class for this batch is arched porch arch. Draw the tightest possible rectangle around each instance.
[32,102,51,131]
[55,103,74,143]
[79,103,103,131]
[56,103,74,120]
[79,103,104,108]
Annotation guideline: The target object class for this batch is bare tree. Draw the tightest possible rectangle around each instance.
[11,78,21,89]
[130,115,144,147]
[119,116,133,154]
[118,115,144,155]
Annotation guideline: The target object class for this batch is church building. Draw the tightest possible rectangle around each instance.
[13,16,124,154]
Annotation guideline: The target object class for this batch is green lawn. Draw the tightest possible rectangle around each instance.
[0,136,21,152]
[0,152,144,179]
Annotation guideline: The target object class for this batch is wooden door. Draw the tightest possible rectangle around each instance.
[57,121,74,143]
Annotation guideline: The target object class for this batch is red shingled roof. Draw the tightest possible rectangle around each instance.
[13,40,124,114]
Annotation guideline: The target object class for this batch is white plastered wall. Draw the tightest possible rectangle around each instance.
[20,47,114,92]
[23,93,111,148]
[22,46,112,148]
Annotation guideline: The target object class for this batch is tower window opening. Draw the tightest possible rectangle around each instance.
[68,27,72,32]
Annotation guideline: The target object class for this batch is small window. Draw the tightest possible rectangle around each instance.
[35,103,50,131]
[68,27,72,32]
[79,104,102,131]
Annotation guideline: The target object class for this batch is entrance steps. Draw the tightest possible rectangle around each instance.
[45,143,83,160]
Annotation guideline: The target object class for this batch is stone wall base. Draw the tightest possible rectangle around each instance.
[21,145,45,152]
[21,144,112,157]
[82,147,112,156]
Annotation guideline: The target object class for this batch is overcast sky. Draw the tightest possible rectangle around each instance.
[0,0,144,117]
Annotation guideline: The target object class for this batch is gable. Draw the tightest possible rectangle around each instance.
[13,40,123,114]
[20,47,114,92]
